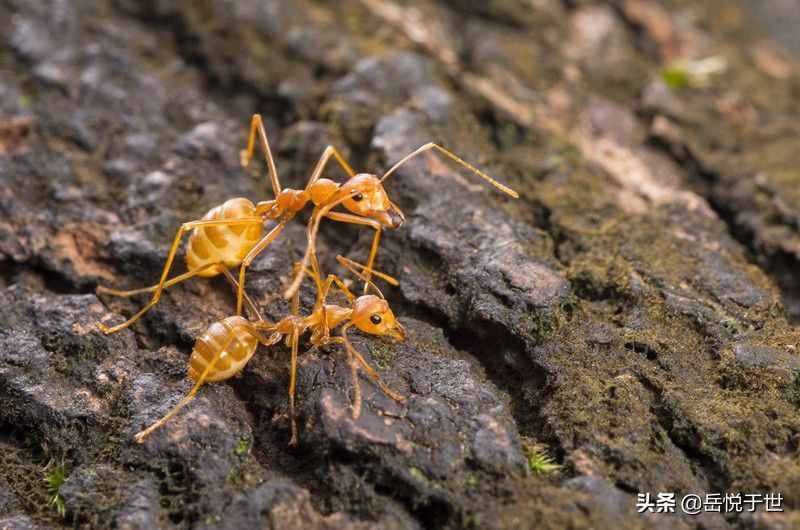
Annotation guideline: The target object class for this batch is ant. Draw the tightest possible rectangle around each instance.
[96,114,518,334]
[133,255,406,446]
[282,135,519,300]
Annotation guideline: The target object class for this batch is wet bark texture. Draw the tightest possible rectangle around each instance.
[1,1,799,529]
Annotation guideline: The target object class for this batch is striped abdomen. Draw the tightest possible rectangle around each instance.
[186,197,263,277]
[188,316,259,382]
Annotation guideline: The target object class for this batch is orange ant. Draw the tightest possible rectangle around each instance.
[282,137,520,300]
[96,114,518,333]
[133,255,406,446]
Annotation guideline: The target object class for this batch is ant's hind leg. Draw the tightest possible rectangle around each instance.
[97,262,219,297]
[97,217,262,335]
[134,332,235,443]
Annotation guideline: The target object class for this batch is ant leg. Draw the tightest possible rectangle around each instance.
[283,207,324,300]
[97,262,219,297]
[302,253,328,308]
[240,114,281,197]
[219,268,263,322]
[288,262,304,316]
[350,350,406,403]
[241,321,282,346]
[305,263,336,346]
[324,212,384,295]
[322,273,351,305]
[289,255,337,317]
[336,255,399,286]
[328,335,363,419]
[334,254,398,299]
[304,146,356,191]
[380,143,519,198]
[252,319,281,337]
[310,262,358,307]
[288,326,301,446]
[284,192,353,300]
[349,350,361,419]
[101,262,264,323]
[134,331,236,443]
[341,330,406,404]
[235,221,287,316]
[97,217,262,334]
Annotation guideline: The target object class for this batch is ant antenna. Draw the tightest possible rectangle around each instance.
[380,142,519,198]
[335,255,397,298]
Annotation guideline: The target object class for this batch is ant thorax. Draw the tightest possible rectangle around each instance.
[308,178,339,206]
[324,304,352,329]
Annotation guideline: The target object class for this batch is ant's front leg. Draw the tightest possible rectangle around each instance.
[303,145,356,190]
[340,328,406,405]
[287,325,301,446]
[329,334,363,420]
[324,212,385,295]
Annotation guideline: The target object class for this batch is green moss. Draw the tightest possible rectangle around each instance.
[43,460,67,518]
[367,342,397,370]
[409,466,429,483]
[521,439,561,476]
[235,437,250,456]
[464,512,483,529]
[227,457,262,491]
[0,438,65,524]
[661,66,690,91]
[785,375,800,408]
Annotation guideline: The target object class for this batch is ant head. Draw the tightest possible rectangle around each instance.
[340,174,405,229]
[351,295,405,342]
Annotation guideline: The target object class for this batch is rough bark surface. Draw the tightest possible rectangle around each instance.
[0,1,799,529]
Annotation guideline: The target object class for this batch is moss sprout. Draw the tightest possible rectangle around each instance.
[522,440,561,476]
[235,438,251,456]
[43,460,67,518]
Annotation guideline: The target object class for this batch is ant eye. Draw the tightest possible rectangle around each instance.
[352,192,363,202]
[370,314,382,325]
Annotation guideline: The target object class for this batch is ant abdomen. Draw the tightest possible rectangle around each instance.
[186,198,263,276]
[188,316,259,382]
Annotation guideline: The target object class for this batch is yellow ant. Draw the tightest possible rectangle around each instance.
[96,114,518,333]
[134,255,406,446]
